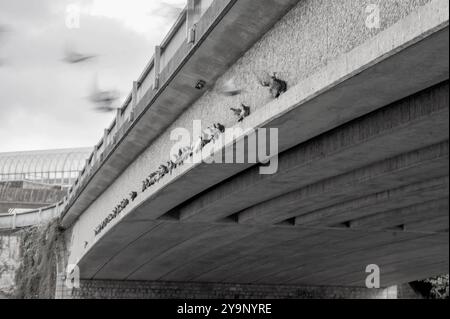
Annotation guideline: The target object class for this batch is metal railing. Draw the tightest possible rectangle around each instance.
[0,201,64,230]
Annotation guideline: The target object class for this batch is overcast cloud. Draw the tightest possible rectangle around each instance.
[0,0,185,152]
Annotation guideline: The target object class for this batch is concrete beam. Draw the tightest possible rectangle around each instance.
[295,177,449,227]
[238,143,448,224]
[179,82,449,222]
[347,198,449,230]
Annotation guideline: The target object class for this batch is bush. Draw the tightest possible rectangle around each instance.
[411,274,449,299]
[14,220,65,299]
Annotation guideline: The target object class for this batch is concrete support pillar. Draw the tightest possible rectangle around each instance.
[103,129,109,148]
[115,109,122,129]
[54,203,60,218]
[132,81,139,107]
[186,0,197,44]
[11,211,16,229]
[154,46,161,90]
[37,208,42,224]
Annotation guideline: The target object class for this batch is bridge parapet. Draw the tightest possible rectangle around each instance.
[63,0,230,223]
[0,201,63,230]
[61,0,302,227]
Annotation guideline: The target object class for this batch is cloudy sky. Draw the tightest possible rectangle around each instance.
[0,0,185,152]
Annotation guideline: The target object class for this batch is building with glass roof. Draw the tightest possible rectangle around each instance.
[0,148,92,186]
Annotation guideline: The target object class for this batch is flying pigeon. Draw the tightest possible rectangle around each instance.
[63,46,97,64]
[257,72,288,98]
[88,75,120,112]
[219,78,243,96]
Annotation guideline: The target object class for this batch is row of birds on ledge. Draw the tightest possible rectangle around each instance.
[94,197,130,236]
[139,73,288,194]
[94,73,287,236]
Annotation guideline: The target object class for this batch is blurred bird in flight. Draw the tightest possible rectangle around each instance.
[63,44,97,64]
[88,75,120,113]
[219,78,243,96]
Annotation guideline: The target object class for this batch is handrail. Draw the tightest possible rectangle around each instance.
[0,200,64,230]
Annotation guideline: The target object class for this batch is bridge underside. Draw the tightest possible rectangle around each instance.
[78,80,449,287]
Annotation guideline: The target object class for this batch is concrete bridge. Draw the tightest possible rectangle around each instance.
[49,0,448,298]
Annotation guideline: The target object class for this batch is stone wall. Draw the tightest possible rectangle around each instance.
[57,279,398,299]
[0,231,20,297]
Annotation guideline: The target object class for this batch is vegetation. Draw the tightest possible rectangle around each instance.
[411,275,449,299]
[14,220,65,299]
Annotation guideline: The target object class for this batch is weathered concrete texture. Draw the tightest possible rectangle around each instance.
[58,279,398,299]
[0,232,20,296]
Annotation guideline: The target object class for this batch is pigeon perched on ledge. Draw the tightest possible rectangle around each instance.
[167,160,176,174]
[258,72,287,98]
[130,191,138,201]
[230,104,251,122]
[214,123,226,133]
[192,137,204,154]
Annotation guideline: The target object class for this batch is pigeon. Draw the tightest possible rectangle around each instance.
[193,137,204,154]
[174,146,191,166]
[230,104,251,122]
[130,191,138,201]
[147,172,158,185]
[201,136,210,148]
[167,160,176,174]
[63,46,97,64]
[210,126,221,142]
[219,78,243,96]
[88,75,120,112]
[179,146,193,163]
[158,164,169,179]
[214,123,226,133]
[257,72,288,98]
[202,127,216,143]
[92,105,119,113]
[172,149,182,166]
